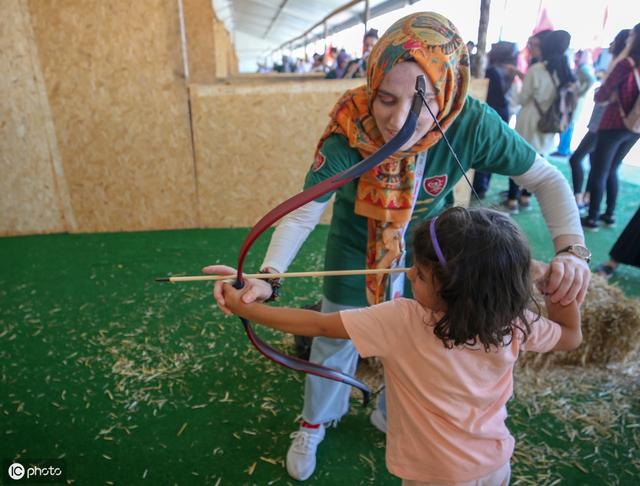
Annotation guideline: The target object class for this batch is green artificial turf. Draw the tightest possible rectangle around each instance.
[1,161,638,485]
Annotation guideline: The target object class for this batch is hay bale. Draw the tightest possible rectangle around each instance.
[521,274,640,369]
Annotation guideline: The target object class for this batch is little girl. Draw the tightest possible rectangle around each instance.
[220,207,581,485]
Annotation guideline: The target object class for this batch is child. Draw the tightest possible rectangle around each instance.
[220,207,581,485]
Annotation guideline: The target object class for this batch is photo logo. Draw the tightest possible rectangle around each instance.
[8,463,25,480]
[3,459,66,483]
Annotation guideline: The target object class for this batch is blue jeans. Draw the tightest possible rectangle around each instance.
[557,123,575,155]
[302,297,386,424]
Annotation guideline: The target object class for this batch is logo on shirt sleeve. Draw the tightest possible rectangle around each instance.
[423,175,448,196]
[312,149,326,172]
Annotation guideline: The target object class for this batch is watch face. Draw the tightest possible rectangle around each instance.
[571,245,591,259]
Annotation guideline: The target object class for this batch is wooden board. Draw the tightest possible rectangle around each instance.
[183,0,216,84]
[190,79,361,227]
[0,0,68,236]
[27,0,197,232]
[453,78,489,207]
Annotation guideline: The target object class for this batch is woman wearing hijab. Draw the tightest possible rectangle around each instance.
[205,12,590,482]
[506,30,576,212]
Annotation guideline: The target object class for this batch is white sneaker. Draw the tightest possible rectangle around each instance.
[286,424,325,481]
[370,408,387,433]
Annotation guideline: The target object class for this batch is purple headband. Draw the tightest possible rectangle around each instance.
[429,217,447,267]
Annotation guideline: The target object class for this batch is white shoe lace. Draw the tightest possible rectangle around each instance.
[289,429,322,455]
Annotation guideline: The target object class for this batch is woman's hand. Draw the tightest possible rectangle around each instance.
[538,254,591,306]
[201,264,273,316]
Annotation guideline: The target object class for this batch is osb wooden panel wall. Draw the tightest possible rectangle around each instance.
[469,78,488,101]
[27,0,197,233]
[453,78,488,206]
[229,43,239,76]
[190,79,362,227]
[183,0,216,84]
[213,21,231,78]
[0,0,70,236]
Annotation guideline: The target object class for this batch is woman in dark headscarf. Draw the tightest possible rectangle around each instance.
[541,30,576,87]
[506,30,574,212]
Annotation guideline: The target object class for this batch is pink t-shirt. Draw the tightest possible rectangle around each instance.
[341,298,561,483]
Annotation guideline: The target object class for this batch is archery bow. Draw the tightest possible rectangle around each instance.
[232,75,427,407]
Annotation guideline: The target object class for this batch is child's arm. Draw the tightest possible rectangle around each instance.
[221,283,349,339]
[546,297,582,351]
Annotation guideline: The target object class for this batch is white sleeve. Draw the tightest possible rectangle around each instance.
[260,199,330,273]
[512,155,584,240]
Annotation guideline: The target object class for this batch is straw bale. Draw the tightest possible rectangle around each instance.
[190,79,362,227]
[521,274,640,368]
[0,0,69,236]
[183,0,216,84]
[27,0,197,233]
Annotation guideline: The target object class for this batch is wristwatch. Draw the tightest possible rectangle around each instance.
[555,244,591,263]
[259,268,282,302]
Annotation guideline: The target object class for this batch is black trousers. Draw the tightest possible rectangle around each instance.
[568,130,598,194]
[508,178,531,200]
[611,207,640,267]
[472,171,492,197]
[587,129,640,221]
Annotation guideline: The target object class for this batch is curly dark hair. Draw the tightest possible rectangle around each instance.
[411,207,538,351]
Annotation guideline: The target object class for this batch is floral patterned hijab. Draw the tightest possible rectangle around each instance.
[314,12,470,304]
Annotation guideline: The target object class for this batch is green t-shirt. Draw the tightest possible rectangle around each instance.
[303,96,537,306]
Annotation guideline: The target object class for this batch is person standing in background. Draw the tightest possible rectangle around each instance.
[595,206,640,278]
[569,29,631,211]
[344,29,379,79]
[472,41,519,199]
[505,30,554,213]
[582,23,640,230]
[326,51,352,79]
[505,30,575,213]
[554,50,596,157]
